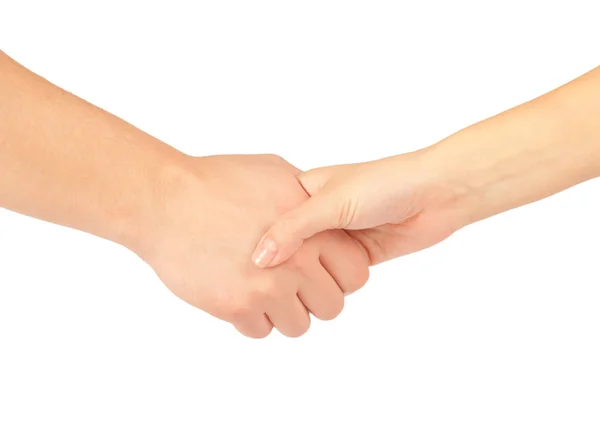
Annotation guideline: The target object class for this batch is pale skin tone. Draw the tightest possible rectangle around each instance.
[3,48,599,338]
[252,66,600,269]
[0,50,370,338]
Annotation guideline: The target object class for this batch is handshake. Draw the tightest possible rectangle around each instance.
[133,150,464,338]
[3,51,594,339]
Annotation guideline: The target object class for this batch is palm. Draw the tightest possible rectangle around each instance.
[306,158,462,266]
[348,209,458,266]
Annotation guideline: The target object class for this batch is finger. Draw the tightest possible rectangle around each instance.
[250,167,338,269]
[317,230,370,295]
[266,295,311,338]
[251,192,340,268]
[297,262,344,321]
[233,313,274,339]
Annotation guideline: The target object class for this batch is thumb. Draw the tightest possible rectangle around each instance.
[251,190,340,268]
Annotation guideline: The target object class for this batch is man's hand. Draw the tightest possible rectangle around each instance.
[0,52,369,338]
[132,154,370,338]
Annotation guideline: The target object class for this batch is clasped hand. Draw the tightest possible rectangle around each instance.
[135,154,370,338]
[137,150,463,339]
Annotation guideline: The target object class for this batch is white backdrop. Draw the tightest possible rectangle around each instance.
[1,1,599,425]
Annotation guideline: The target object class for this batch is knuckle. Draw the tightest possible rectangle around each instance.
[281,321,310,338]
[353,266,370,292]
[267,153,283,161]
[344,276,368,296]
[255,325,274,339]
[249,279,281,305]
[239,324,272,340]
[250,331,271,340]
[262,153,286,165]
[227,301,254,321]
[315,297,344,321]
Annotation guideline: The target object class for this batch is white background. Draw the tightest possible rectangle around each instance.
[1,1,599,425]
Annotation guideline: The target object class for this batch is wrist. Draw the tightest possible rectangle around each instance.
[422,100,600,229]
[112,147,199,259]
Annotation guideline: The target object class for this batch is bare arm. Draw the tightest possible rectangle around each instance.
[0,50,182,251]
[431,66,600,228]
[253,66,600,267]
[0,51,369,338]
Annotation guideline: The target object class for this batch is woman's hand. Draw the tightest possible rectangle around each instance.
[251,150,466,268]
[252,67,600,271]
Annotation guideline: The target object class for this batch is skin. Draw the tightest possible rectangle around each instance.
[0,51,370,338]
[3,46,598,338]
[253,66,600,268]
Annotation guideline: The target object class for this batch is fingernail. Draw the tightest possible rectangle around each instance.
[252,236,278,267]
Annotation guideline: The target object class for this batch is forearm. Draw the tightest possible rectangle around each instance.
[0,51,185,250]
[426,66,600,227]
